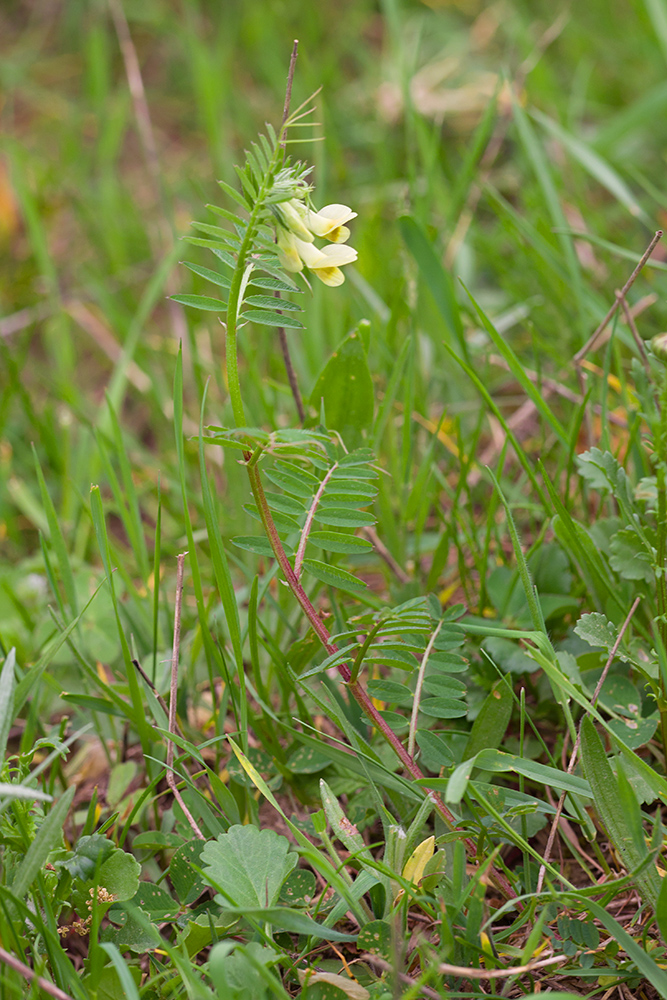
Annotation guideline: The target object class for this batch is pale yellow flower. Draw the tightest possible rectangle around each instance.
[292,238,357,286]
[305,203,357,244]
[277,232,358,286]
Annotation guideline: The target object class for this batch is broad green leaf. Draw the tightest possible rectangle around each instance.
[357,919,391,960]
[609,527,654,582]
[574,612,618,651]
[302,558,367,592]
[103,906,162,953]
[279,868,317,905]
[56,834,115,881]
[422,675,466,697]
[580,716,661,910]
[168,840,207,906]
[200,824,298,909]
[285,746,331,775]
[242,309,305,329]
[366,679,414,707]
[608,714,659,750]
[309,326,374,448]
[463,679,513,760]
[418,697,467,719]
[441,749,592,804]
[170,293,228,311]
[576,448,635,509]
[70,842,141,912]
[415,730,455,770]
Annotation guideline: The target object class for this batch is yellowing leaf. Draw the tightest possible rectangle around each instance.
[402,835,435,885]
[298,970,370,1000]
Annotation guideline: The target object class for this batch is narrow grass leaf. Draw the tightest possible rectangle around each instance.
[32,445,78,616]
[0,649,16,761]
[532,109,649,223]
[10,786,75,899]
[440,749,591,804]
[399,215,468,360]
[462,283,567,446]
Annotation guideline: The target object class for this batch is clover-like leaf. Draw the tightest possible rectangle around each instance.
[200,825,297,909]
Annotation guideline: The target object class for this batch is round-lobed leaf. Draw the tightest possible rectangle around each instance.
[200,825,298,909]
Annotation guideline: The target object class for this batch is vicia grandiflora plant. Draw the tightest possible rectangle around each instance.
[174,92,517,904]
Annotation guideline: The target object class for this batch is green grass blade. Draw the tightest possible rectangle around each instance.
[398,214,468,361]
[198,383,246,749]
[532,109,650,224]
[442,342,548,507]
[89,485,151,751]
[32,444,78,616]
[462,282,568,446]
[9,786,75,900]
[105,395,150,581]
[173,347,237,737]
[0,649,16,761]
[511,96,585,332]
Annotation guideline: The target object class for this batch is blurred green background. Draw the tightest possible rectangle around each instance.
[2,0,667,662]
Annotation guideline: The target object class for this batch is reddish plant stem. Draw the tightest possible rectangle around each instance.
[244,453,518,903]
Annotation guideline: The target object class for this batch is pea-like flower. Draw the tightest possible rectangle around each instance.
[274,196,358,285]
[277,230,358,286]
[304,203,357,244]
